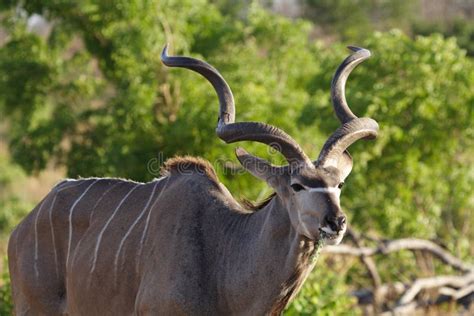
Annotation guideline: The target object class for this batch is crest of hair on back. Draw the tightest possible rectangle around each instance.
[160,156,219,185]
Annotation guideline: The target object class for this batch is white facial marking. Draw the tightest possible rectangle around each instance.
[114,179,162,281]
[34,200,46,278]
[308,186,341,201]
[308,187,340,194]
[90,184,140,274]
[66,179,100,268]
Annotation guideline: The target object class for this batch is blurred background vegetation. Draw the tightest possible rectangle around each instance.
[0,0,472,314]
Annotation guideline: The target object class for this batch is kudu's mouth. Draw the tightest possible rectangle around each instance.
[319,226,345,245]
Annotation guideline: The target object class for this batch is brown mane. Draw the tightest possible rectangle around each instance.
[240,193,276,211]
[160,156,220,185]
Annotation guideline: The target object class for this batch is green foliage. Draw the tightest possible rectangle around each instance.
[413,18,474,57]
[0,0,472,314]
[0,134,32,314]
[286,261,359,316]
[0,151,32,236]
[302,0,416,41]
[0,257,13,316]
[342,31,473,247]
[0,1,330,199]
[302,0,474,58]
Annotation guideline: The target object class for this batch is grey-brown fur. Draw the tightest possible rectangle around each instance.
[9,161,321,315]
[9,46,379,315]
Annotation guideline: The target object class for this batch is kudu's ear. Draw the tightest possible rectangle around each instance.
[235,147,282,186]
[317,150,353,181]
[337,150,353,180]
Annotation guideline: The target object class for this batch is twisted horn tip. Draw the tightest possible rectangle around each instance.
[161,44,170,63]
[347,46,371,57]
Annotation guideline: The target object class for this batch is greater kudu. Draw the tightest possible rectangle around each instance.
[8,46,378,315]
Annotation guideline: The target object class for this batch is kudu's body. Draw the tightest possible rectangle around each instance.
[9,164,318,315]
[9,46,379,315]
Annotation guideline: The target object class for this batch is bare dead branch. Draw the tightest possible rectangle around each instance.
[356,278,474,315]
[439,284,474,300]
[323,238,473,272]
[380,301,418,316]
[398,272,474,305]
[347,229,382,310]
[325,236,474,313]
[384,277,474,315]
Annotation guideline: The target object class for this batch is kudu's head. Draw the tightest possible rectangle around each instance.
[161,46,378,244]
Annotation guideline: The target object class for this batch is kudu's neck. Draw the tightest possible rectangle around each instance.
[217,194,320,314]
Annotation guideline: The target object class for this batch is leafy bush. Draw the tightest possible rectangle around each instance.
[0,257,12,316]
[0,151,31,237]
[0,1,472,314]
[413,18,474,56]
[342,31,473,248]
[287,260,359,315]
[302,0,416,41]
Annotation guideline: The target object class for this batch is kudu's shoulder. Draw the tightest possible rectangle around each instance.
[160,156,248,211]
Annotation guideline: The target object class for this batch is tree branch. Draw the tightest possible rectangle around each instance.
[324,235,474,314]
[347,229,382,310]
[323,238,473,272]
[398,272,474,305]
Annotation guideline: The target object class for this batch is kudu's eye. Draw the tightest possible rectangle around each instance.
[291,183,305,192]
[338,182,345,189]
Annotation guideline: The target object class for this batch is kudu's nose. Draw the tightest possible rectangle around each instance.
[325,215,346,233]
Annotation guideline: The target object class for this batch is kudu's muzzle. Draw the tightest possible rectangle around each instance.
[323,213,347,233]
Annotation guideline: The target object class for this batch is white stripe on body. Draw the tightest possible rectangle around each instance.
[113,179,163,282]
[90,184,140,274]
[33,200,47,278]
[48,194,60,278]
[56,180,85,193]
[66,179,100,267]
[70,181,122,268]
[88,182,122,224]
[136,177,170,273]
[35,179,81,277]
